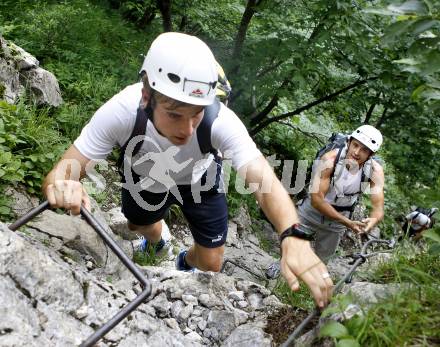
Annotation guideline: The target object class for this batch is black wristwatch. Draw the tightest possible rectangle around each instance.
[279,223,313,247]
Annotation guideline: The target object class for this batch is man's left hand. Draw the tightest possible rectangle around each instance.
[361,217,378,233]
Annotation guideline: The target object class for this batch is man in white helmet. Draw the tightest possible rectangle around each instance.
[296,125,385,262]
[402,207,438,241]
[42,32,333,308]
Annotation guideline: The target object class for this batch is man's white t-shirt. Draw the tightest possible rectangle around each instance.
[74,83,261,193]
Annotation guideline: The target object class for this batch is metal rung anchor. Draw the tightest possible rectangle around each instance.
[9,201,152,347]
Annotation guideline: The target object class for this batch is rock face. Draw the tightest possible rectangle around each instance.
[0,35,63,106]
[1,189,400,347]
[4,186,40,218]
[0,200,282,346]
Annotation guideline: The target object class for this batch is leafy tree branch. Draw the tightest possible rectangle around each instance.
[250,77,377,136]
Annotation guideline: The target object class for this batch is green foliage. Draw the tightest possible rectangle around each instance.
[347,285,439,346]
[321,293,355,318]
[319,321,350,339]
[0,101,67,217]
[0,0,150,216]
[0,0,148,140]
[133,244,170,266]
[376,161,411,237]
[423,228,440,255]
[225,169,260,219]
[166,205,186,225]
[372,243,440,283]
[272,277,314,311]
[366,0,440,108]
[325,243,440,346]
[0,84,5,99]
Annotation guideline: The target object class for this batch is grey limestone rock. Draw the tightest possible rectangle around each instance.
[20,67,63,106]
[149,292,171,317]
[247,293,264,310]
[228,290,245,302]
[146,328,202,347]
[0,35,63,106]
[177,304,194,324]
[232,205,252,238]
[341,281,402,305]
[171,300,185,320]
[221,324,272,347]
[4,186,39,218]
[207,310,238,341]
[182,293,198,306]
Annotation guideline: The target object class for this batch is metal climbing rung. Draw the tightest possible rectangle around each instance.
[280,238,393,347]
[9,201,152,347]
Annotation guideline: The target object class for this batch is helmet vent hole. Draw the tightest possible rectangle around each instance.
[159,68,162,73]
[152,82,156,86]
[167,73,181,83]
[371,140,376,144]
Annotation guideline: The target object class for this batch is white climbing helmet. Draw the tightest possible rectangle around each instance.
[350,125,383,152]
[140,32,218,106]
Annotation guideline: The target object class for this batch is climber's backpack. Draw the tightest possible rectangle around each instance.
[413,207,437,219]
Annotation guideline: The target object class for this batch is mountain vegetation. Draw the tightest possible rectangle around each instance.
[1,0,439,345]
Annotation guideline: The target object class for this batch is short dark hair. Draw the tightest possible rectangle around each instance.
[141,74,196,110]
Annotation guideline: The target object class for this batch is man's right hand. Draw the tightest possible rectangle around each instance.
[347,220,367,233]
[280,237,334,308]
[45,180,91,215]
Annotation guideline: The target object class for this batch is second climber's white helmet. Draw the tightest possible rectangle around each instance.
[140,32,218,106]
[350,125,383,152]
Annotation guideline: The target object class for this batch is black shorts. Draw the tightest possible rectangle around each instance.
[121,185,228,248]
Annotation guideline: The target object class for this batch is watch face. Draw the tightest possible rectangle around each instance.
[289,226,313,241]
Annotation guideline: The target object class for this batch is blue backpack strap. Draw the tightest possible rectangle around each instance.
[197,99,220,154]
[117,103,150,175]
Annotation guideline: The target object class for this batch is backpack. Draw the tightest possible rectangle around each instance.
[215,61,232,105]
[297,133,380,216]
[413,207,438,219]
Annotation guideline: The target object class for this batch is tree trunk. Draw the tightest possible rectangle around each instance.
[179,15,187,31]
[250,78,289,125]
[156,0,173,32]
[364,91,381,124]
[231,0,264,74]
[364,102,376,124]
[375,106,388,128]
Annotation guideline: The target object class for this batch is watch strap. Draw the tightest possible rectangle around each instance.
[279,224,313,246]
